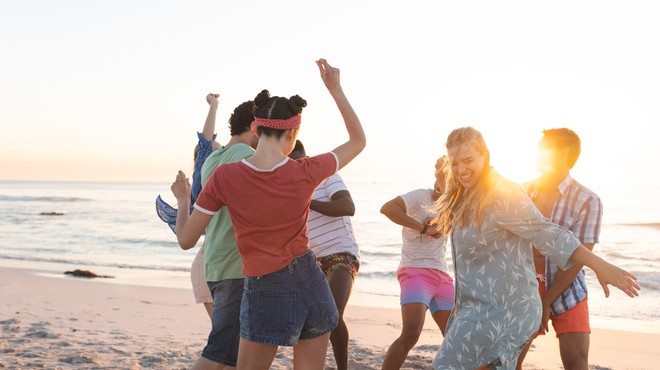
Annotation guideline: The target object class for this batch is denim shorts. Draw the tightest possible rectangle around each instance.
[240,250,339,346]
[201,278,244,366]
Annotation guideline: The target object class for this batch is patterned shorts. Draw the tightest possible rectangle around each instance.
[316,252,360,279]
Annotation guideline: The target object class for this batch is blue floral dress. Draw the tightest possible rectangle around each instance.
[433,176,581,369]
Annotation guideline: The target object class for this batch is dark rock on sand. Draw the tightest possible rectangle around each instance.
[39,212,64,216]
[64,269,114,279]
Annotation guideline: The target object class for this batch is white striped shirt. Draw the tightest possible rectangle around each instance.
[398,188,449,272]
[307,174,359,259]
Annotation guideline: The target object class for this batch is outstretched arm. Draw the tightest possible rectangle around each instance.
[310,190,355,217]
[568,246,640,298]
[543,243,594,305]
[316,59,366,170]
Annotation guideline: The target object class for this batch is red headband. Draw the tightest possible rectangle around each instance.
[250,115,302,133]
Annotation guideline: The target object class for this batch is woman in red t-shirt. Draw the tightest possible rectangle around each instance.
[170,59,366,370]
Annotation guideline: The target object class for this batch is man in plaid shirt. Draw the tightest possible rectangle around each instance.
[517,128,603,370]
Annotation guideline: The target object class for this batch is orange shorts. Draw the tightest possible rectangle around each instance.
[536,274,591,338]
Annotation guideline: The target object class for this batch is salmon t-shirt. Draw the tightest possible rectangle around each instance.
[194,152,338,277]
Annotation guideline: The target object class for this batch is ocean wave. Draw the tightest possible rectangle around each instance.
[612,222,660,230]
[631,270,660,292]
[0,195,90,202]
[359,249,401,257]
[0,255,190,273]
[357,270,397,279]
[597,268,660,293]
[604,251,660,262]
[96,236,179,248]
[352,287,398,298]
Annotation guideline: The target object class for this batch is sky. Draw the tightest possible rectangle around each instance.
[1,1,659,187]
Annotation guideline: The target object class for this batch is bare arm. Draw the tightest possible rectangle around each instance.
[202,93,219,142]
[316,59,366,170]
[380,196,438,237]
[171,170,212,249]
[537,243,595,334]
[568,245,640,298]
[381,196,423,232]
[310,190,355,217]
[542,243,594,306]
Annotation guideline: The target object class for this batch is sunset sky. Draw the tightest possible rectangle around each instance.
[1,1,659,186]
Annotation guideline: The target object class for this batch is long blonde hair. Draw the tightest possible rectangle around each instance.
[434,127,495,235]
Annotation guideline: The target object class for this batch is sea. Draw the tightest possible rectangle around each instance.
[1,180,659,331]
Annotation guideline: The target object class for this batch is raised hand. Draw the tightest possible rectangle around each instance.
[316,58,341,92]
[206,93,220,108]
[170,170,192,203]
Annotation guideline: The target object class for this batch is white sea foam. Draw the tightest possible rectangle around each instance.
[0,180,658,321]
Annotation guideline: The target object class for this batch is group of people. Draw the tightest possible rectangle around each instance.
[157,59,640,370]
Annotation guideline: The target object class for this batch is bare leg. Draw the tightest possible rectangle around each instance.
[292,332,331,370]
[381,303,427,370]
[236,338,278,370]
[430,309,451,336]
[326,269,354,370]
[558,332,589,370]
[189,357,233,370]
[203,302,213,318]
[515,339,534,370]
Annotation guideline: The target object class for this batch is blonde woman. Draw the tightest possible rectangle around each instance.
[431,127,639,370]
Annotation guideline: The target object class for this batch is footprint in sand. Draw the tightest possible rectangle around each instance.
[25,329,60,339]
[60,355,96,365]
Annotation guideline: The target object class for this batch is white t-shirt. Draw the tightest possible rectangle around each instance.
[398,188,449,272]
[307,174,360,259]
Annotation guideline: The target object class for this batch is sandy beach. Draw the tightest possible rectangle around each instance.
[1,265,658,370]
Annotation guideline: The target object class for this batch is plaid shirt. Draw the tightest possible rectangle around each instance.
[526,175,603,316]
[155,131,216,234]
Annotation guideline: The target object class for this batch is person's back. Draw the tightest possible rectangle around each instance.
[173,59,367,370]
[200,151,337,276]
[201,141,255,282]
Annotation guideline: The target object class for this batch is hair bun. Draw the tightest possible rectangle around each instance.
[288,95,307,114]
[254,89,271,108]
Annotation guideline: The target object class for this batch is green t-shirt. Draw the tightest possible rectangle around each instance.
[200,143,254,281]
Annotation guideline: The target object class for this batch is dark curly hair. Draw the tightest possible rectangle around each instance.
[228,100,255,136]
[252,89,307,139]
[288,140,307,159]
